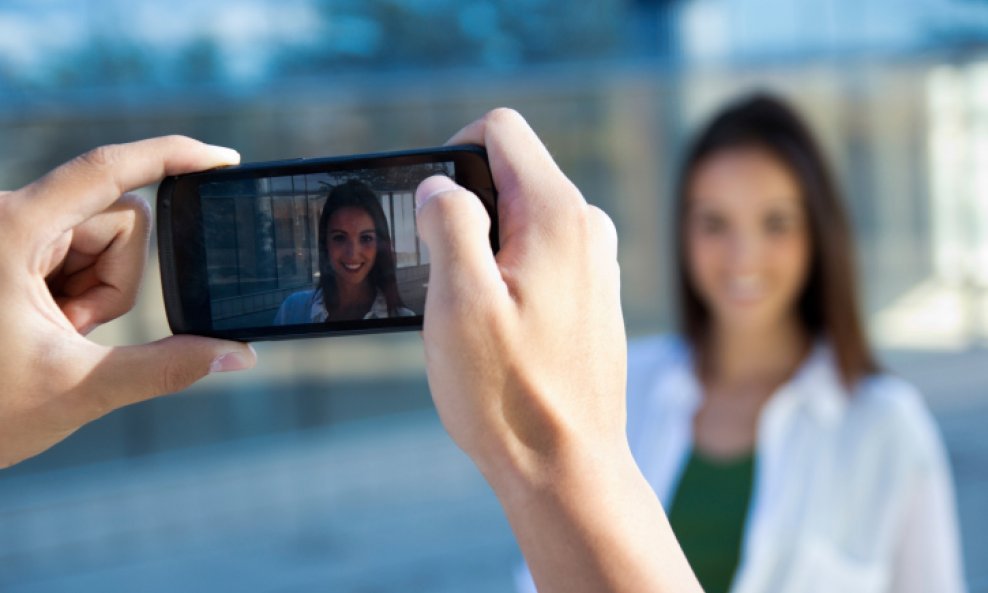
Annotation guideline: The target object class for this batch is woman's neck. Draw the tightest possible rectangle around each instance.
[333,281,375,316]
[704,317,811,388]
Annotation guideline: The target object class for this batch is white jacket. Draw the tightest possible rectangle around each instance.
[517,335,966,593]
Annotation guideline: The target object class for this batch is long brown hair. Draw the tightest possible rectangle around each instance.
[674,93,879,388]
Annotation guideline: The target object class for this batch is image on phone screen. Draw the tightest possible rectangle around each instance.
[199,161,452,330]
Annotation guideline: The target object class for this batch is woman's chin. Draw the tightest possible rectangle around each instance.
[712,303,785,332]
[338,276,370,288]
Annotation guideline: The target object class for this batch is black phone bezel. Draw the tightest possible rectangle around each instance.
[157,145,497,341]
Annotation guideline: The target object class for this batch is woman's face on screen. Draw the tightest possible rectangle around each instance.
[326,207,378,289]
[686,147,811,333]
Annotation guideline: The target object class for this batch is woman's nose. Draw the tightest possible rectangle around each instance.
[728,232,761,268]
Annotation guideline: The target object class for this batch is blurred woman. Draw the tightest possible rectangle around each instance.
[517,94,965,593]
[627,95,965,593]
[274,179,414,324]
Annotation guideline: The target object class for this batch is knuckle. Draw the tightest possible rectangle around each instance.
[158,134,196,151]
[420,187,459,213]
[158,363,198,394]
[157,352,202,395]
[422,187,488,227]
[117,193,153,234]
[587,205,618,246]
[117,192,151,214]
[78,143,120,171]
[484,107,526,129]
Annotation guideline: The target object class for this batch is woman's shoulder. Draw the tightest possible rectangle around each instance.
[805,344,939,443]
[281,288,318,312]
[274,288,318,325]
[848,370,948,470]
[284,288,317,303]
[626,333,693,406]
[364,291,416,319]
[853,372,934,430]
[627,333,688,372]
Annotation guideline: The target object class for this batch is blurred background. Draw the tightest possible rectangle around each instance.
[1,0,987,591]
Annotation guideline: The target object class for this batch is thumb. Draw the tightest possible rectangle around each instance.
[84,335,256,413]
[415,175,501,307]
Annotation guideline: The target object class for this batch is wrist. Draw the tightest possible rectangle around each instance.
[481,430,638,512]
[482,434,700,593]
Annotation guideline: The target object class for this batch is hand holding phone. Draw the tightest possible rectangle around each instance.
[0,136,256,467]
[416,109,700,593]
[2,118,699,593]
[157,146,498,341]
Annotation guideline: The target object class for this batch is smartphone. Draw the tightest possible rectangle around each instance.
[157,145,498,341]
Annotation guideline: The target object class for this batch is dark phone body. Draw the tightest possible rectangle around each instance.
[158,145,498,341]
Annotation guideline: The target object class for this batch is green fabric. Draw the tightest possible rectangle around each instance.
[667,449,756,593]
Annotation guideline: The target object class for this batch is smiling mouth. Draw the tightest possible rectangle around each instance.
[727,275,765,303]
[342,263,364,272]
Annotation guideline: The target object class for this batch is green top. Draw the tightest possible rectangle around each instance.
[667,448,756,593]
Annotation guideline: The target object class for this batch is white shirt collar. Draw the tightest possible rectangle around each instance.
[364,291,392,319]
[310,288,391,321]
[652,337,849,426]
[783,341,848,424]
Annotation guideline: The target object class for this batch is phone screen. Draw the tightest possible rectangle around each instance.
[198,161,452,330]
[159,145,495,340]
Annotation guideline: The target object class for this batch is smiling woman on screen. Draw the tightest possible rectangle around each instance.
[274,179,414,324]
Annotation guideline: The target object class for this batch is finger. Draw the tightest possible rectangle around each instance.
[19,135,239,236]
[415,175,504,310]
[43,194,151,333]
[79,336,256,418]
[446,108,584,208]
[48,194,151,331]
[446,109,585,250]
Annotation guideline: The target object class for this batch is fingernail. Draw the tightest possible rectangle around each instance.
[209,351,251,373]
[206,145,241,165]
[415,175,460,212]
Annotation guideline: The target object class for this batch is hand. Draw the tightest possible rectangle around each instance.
[0,136,256,468]
[416,109,626,481]
[415,109,700,593]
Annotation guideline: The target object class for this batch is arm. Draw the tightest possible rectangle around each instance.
[0,136,257,468]
[415,109,701,593]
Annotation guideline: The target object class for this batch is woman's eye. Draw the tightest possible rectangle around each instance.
[360,234,376,245]
[330,234,347,244]
[697,215,726,234]
[765,215,792,234]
